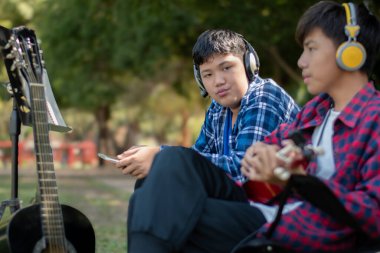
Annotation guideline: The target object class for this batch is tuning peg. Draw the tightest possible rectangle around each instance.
[10,63,16,71]
[10,59,24,71]
[6,50,15,59]
[20,105,31,113]
[3,42,11,50]
[2,82,11,93]
[4,83,14,95]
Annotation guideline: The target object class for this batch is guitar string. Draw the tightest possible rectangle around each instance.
[30,41,52,252]
[24,39,53,251]
[22,40,49,250]
[32,41,56,252]
[37,53,64,252]
[27,36,66,252]
[24,39,49,251]
[35,84,62,252]
[28,46,51,251]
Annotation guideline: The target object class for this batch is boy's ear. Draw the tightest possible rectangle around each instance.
[336,2,367,71]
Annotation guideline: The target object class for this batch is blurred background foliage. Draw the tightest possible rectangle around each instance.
[0,0,379,163]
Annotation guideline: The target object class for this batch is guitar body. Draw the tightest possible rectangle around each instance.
[0,204,95,253]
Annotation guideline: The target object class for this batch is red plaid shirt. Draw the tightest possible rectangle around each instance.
[249,82,380,252]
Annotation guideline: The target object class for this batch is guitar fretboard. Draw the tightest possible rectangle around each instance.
[30,82,67,248]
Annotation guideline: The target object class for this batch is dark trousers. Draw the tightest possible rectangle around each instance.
[128,147,266,253]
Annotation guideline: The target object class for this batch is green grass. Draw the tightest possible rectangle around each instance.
[0,169,132,253]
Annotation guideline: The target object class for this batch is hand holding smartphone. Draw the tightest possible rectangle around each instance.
[98,153,119,164]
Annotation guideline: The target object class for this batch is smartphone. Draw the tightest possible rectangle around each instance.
[97,153,119,163]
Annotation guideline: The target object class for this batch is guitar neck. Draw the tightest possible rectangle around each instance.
[30,83,66,244]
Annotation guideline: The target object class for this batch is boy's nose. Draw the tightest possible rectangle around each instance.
[214,72,226,86]
[297,56,307,69]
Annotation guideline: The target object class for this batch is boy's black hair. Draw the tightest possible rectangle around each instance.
[192,29,246,67]
[295,1,380,75]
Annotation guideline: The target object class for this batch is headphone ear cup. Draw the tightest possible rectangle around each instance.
[244,51,259,82]
[244,52,253,82]
[193,65,208,97]
[336,41,367,71]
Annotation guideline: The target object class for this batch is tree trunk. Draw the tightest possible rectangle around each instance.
[95,105,111,168]
[179,109,191,147]
[266,46,303,84]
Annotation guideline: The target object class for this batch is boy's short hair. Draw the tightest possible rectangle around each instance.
[192,29,247,67]
[295,1,380,75]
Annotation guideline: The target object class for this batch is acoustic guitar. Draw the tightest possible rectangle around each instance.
[0,26,95,253]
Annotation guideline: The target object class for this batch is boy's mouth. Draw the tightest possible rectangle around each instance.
[216,88,230,97]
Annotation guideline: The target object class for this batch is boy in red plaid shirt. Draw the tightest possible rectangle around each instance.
[241,1,380,252]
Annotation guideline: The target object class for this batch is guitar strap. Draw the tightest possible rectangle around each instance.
[265,174,366,239]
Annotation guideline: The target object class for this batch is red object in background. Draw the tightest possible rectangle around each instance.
[0,140,98,168]
[0,140,11,148]
[78,141,97,164]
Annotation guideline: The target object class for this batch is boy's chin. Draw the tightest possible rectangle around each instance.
[213,96,241,108]
[306,86,321,96]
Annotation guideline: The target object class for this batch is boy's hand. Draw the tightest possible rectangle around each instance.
[241,141,306,185]
[241,142,283,185]
[116,146,160,179]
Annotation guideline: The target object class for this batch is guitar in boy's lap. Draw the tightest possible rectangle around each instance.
[244,131,324,204]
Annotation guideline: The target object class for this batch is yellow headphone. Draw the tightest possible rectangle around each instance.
[336,2,367,71]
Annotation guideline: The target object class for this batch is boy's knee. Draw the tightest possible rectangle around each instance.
[156,146,194,162]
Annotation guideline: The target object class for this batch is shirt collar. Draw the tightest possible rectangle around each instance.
[303,82,375,129]
[338,81,376,128]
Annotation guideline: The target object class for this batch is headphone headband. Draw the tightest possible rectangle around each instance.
[343,3,357,26]
[343,3,360,39]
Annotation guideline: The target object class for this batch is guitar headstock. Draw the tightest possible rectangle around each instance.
[7,27,44,84]
[1,25,71,132]
[0,26,45,125]
[23,29,44,84]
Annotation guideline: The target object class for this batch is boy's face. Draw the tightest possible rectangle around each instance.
[297,27,343,95]
[199,53,249,113]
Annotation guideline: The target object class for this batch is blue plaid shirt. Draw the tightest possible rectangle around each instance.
[192,76,300,183]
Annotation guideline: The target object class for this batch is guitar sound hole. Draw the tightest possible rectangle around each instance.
[33,237,76,253]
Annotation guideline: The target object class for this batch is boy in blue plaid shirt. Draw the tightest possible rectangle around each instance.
[116,29,299,183]
[124,29,299,253]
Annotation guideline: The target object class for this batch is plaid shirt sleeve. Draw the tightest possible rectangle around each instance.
[193,78,299,183]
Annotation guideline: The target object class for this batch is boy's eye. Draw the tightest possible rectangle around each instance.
[202,73,212,79]
[223,65,232,71]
